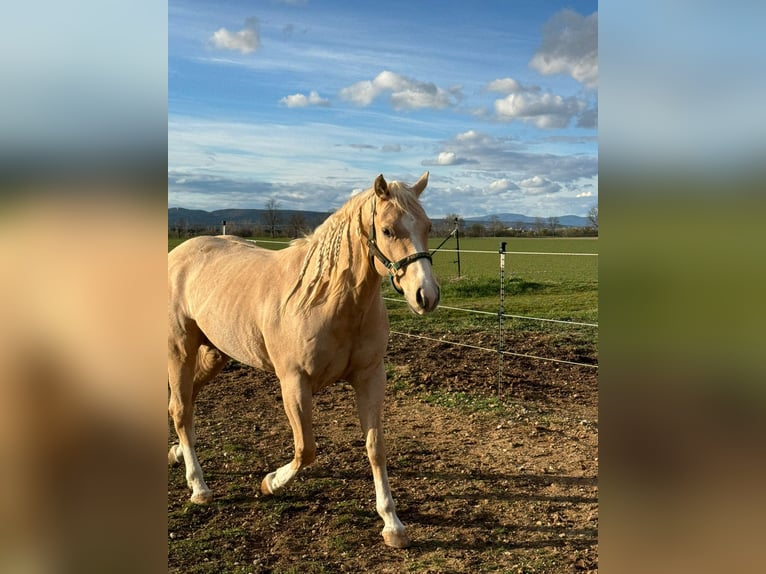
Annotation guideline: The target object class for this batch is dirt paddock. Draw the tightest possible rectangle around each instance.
[168,333,598,573]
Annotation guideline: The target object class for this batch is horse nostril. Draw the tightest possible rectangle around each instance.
[416,288,427,309]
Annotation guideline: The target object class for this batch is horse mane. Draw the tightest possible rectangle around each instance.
[285,179,422,311]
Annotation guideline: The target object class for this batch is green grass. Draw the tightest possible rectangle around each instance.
[415,236,595,321]
[428,236,597,293]
[168,236,186,251]
[422,390,511,416]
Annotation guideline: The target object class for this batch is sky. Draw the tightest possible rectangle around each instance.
[168,0,598,219]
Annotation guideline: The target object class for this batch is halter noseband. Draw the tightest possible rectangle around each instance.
[366,196,432,295]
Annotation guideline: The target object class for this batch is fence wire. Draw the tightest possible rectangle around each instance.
[383,298,598,328]
[385,240,597,370]
[389,330,597,369]
[433,248,598,257]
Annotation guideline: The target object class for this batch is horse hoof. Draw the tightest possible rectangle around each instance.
[260,474,274,495]
[382,528,410,549]
[190,490,212,504]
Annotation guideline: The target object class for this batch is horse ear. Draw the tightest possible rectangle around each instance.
[411,171,429,197]
[374,174,390,200]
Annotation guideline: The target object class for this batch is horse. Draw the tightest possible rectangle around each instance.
[168,172,440,548]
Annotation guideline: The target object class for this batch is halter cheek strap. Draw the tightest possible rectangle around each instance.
[366,197,432,295]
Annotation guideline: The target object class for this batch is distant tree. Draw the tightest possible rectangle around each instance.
[264,198,281,238]
[230,223,253,237]
[588,206,598,229]
[288,212,308,238]
[487,215,506,237]
[172,218,188,238]
[437,213,463,237]
[548,216,560,237]
[468,223,486,237]
[533,217,545,236]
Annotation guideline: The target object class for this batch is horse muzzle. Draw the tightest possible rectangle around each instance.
[410,280,440,315]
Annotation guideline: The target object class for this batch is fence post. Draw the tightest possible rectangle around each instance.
[498,241,507,392]
[454,218,461,278]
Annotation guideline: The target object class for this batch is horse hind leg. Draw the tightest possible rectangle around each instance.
[261,373,316,495]
[168,343,229,467]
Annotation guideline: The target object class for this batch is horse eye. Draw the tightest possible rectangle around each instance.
[382,227,393,238]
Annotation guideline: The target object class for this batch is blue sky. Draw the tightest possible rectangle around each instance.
[169,0,598,218]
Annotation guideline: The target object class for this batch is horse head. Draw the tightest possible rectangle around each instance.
[367,171,441,315]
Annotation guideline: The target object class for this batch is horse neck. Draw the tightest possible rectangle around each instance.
[290,195,380,311]
[334,199,381,307]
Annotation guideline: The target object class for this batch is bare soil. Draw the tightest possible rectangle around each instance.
[168,332,598,573]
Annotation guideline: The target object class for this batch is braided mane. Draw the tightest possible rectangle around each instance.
[285,180,422,311]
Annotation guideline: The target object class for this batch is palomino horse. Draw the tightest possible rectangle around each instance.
[168,172,439,548]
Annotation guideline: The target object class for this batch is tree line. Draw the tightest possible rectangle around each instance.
[433,208,598,238]
[170,203,598,239]
[169,199,313,239]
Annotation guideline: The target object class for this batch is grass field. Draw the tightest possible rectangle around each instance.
[403,236,597,321]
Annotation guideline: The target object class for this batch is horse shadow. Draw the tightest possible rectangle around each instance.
[301,464,598,552]
[196,436,598,554]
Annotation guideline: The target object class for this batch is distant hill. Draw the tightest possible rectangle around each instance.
[464,213,590,228]
[168,207,331,230]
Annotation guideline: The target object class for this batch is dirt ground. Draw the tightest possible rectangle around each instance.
[168,332,598,573]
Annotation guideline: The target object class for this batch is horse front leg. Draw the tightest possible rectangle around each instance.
[351,363,409,549]
[261,374,316,495]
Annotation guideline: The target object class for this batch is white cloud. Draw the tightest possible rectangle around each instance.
[456,130,481,142]
[210,17,260,54]
[530,9,598,89]
[519,176,562,195]
[488,178,519,192]
[340,70,462,110]
[431,130,597,182]
[487,77,586,128]
[486,78,521,93]
[437,152,457,165]
[494,92,585,128]
[422,149,478,167]
[576,190,594,198]
[340,79,377,106]
[280,90,330,108]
